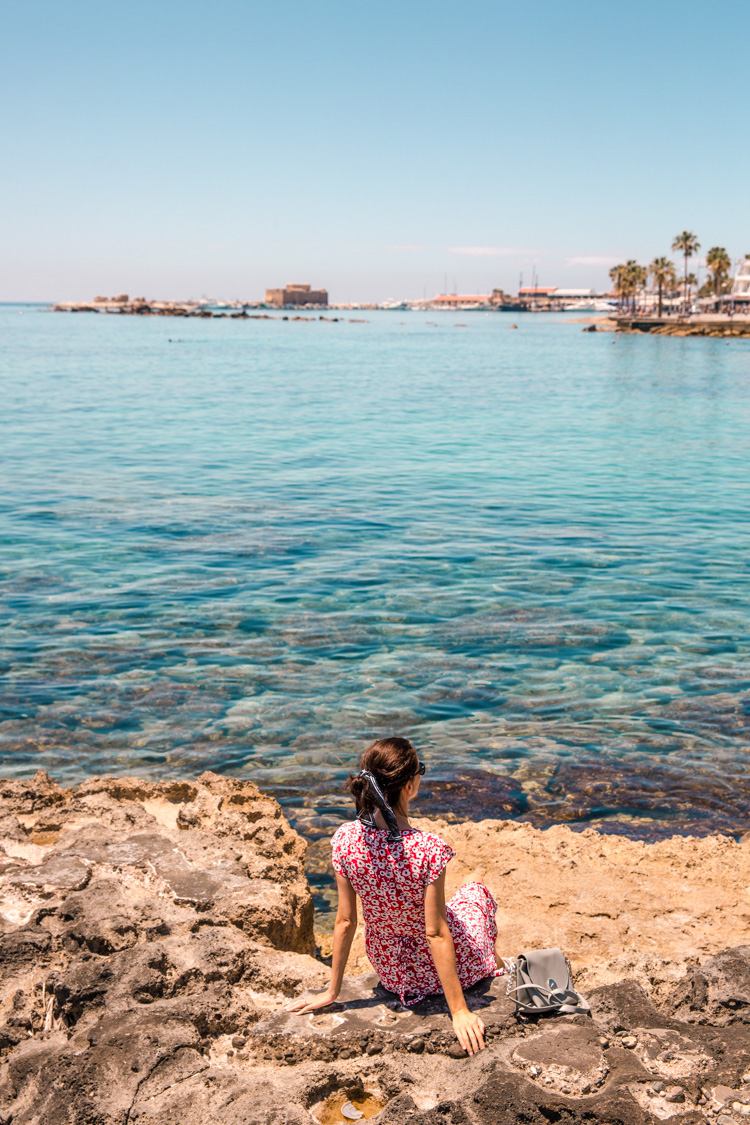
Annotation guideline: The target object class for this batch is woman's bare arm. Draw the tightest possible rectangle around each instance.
[285,872,358,1013]
[424,871,485,1054]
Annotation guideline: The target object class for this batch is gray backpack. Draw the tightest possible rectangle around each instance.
[507,948,590,1017]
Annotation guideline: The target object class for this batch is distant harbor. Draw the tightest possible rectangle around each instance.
[51,296,750,335]
[53,294,347,321]
[52,248,750,332]
[53,285,617,317]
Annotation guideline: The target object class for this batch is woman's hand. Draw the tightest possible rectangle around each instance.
[452,1008,486,1055]
[425,875,486,1056]
[284,988,338,1015]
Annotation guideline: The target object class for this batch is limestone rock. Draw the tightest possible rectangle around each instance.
[2,776,748,1124]
[0,770,313,952]
[663,946,750,1025]
[0,771,322,1121]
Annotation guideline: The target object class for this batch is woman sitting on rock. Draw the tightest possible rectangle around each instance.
[286,737,501,1055]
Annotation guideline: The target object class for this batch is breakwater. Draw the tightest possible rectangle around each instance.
[53,299,343,320]
[616,314,750,336]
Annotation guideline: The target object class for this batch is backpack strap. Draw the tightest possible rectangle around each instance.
[507,983,591,1016]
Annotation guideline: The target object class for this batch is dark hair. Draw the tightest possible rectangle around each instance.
[347,736,419,819]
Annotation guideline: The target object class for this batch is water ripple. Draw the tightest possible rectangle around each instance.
[1,306,749,859]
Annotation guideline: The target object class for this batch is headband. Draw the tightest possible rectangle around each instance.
[358,769,402,842]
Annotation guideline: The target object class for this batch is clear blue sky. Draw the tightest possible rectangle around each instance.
[2,0,748,302]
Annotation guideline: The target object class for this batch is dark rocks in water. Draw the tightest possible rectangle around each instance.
[665,692,750,739]
[417,770,527,821]
[537,757,750,840]
[2,771,750,1123]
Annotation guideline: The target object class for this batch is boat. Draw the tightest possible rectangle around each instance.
[561,299,616,312]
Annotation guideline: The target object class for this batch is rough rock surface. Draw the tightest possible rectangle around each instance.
[2,774,750,1125]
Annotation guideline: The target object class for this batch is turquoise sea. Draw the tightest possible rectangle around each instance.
[2,303,749,910]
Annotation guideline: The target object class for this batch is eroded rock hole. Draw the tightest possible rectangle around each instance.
[310,1091,388,1123]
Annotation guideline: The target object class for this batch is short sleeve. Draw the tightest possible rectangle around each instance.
[424,836,455,885]
[331,825,349,878]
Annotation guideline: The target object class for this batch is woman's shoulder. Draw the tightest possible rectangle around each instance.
[331,820,363,847]
[406,828,453,853]
[405,829,455,883]
[330,820,365,877]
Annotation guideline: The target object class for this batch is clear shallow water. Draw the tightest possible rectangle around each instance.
[2,304,750,911]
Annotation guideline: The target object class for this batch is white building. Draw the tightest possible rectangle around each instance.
[730,258,750,301]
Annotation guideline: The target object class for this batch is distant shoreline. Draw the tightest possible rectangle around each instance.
[614,313,750,338]
[52,300,349,321]
[47,300,750,336]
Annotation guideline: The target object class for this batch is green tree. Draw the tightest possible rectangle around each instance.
[610,261,647,312]
[684,272,698,310]
[625,260,647,313]
[705,246,731,298]
[671,231,700,312]
[650,257,676,317]
[609,263,628,310]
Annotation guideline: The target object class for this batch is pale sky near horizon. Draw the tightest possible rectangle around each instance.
[2,0,749,302]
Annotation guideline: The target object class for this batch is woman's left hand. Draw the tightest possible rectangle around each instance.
[284,988,338,1014]
[452,1008,486,1055]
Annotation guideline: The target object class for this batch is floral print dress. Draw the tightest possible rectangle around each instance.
[331,820,500,1004]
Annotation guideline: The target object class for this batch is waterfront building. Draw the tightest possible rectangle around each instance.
[518,287,598,302]
[548,288,593,303]
[426,293,492,308]
[516,286,614,311]
[265,283,328,307]
[518,286,557,300]
[712,258,750,311]
[516,285,556,310]
[730,258,750,301]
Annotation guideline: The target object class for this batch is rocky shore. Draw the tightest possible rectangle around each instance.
[1,772,749,1125]
[53,300,344,321]
[51,299,347,321]
[614,316,750,337]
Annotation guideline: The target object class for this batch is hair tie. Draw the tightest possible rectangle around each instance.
[358,769,402,842]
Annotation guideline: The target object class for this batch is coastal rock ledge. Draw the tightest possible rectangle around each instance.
[1,772,749,1125]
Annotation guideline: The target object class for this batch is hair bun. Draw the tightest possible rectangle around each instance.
[344,737,419,828]
[348,774,366,798]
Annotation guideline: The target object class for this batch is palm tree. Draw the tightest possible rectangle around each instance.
[684,272,698,311]
[626,260,647,313]
[669,270,682,307]
[705,246,731,299]
[609,264,628,310]
[650,257,676,317]
[671,231,700,312]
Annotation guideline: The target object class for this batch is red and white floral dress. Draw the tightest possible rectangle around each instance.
[331,820,500,1004]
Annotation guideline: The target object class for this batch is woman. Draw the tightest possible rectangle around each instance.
[285,737,502,1055]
